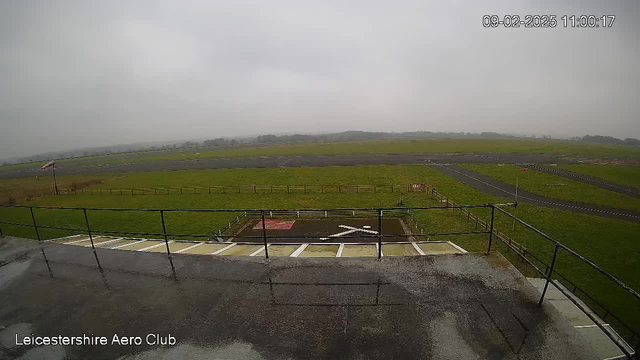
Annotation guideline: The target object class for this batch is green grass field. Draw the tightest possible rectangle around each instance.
[1,164,638,339]
[3,138,639,172]
[461,164,640,211]
[557,164,640,190]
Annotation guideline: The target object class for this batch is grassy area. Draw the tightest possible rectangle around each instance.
[558,164,640,190]
[1,164,638,338]
[461,164,640,211]
[0,174,124,204]
[3,138,639,172]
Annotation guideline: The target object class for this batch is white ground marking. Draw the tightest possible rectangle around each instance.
[211,243,236,255]
[46,234,83,243]
[64,237,93,245]
[336,244,345,257]
[412,242,426,256]
[574,324,609,329]
[363,225,371,229]
[138,241,173,252]
[338,225,378,234]
[447,241,468,254]
[376,243,384,257]
[111,240,146,249]
[249,244,270,256]
[175,242,204,253]
[290,244,309,257]
[90,238,123,247]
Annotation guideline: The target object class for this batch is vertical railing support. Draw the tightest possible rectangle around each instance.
[538,244,560,307]
[261,211,269,259]
[28,207,41,241]
[82,209,95,250]
[160,210,171,257]
[487,206,495,254]
[377,209,383,259]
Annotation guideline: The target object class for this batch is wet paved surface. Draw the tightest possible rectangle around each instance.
[430,165,640,223]
[0,237,598,359]
[525,165,640,199]
[0,152,607,179]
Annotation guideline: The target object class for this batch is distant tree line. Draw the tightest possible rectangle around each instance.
[581,135,640,146]
[3,131,639,166]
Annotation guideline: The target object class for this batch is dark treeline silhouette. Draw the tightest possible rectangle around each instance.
[3,131,639,166]
[582,135,640,146]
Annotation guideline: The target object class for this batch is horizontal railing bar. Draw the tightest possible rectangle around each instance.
[0,204,514,212]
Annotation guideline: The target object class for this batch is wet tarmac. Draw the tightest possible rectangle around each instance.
[0,236,598,359]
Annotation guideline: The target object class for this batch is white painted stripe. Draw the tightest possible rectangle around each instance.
[376,243,384,257]
[138,241,173,252]
[290,244,309,257]
[447,241,468,254]
[336,243,345,257]
[330,229,359,237]
[338,225,378,234]
[90,238,123,247]
[64,237,93,245]
[412,242,426,256]
[175,242,204,253]
[46,234,84,243]
[211,243,236,255]
[250,244,270,256]
[111,240,146,249]
[574,324,608,329]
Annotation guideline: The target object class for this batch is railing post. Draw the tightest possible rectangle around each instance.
[261,210,269,259]
[160,210,171,256]
[29,207,42,242]
[487,206,495,255]
[82,209,95,250]
[538,244,560,307]
[377,209,383,259]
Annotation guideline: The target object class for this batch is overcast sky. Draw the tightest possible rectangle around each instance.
[1,1,639,159]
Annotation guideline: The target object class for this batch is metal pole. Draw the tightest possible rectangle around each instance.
[83,209,95,249]
[261,211,269,259]
[377,209,383,259]
[487,206,495,254]
[27,207,42,241]
[512,176,518,231]
[52,165,59,195]
[160,210,171,256]
[538,244,560,307]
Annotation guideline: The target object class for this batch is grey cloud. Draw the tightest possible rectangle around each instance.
[1,0,639,158]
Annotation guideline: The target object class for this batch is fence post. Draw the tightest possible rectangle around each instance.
[160,210,171,257]
[0,225,3,238]
[287,185,290,194]
[339,185,342,193]
[391,185,394,193]
[538,244,560,307]
[27,207,42,242]
[377,209,383,259]
[209,186,211,194]
[261,211,269,259]
[487,206,495,254]
[254,185,256,194]
[82,209,95,250]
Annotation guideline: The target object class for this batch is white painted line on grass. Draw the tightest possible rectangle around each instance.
[111,240,146,249]
[175,242,204,253]
[64,237,92,245]
[46,234,84,243]
[412,242,426,256]
[290,244,309,257]
[447,241,468,254]
[211,243,236,255]
[91,238,124,247]
[250,244,270,257]
[138,241,173,252]
[336,244,345,257]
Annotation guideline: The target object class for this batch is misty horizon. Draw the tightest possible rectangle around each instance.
[2,1,639,159]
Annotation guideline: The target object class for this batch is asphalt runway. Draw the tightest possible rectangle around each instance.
[0,152,606,179]
[429,165,640,223]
